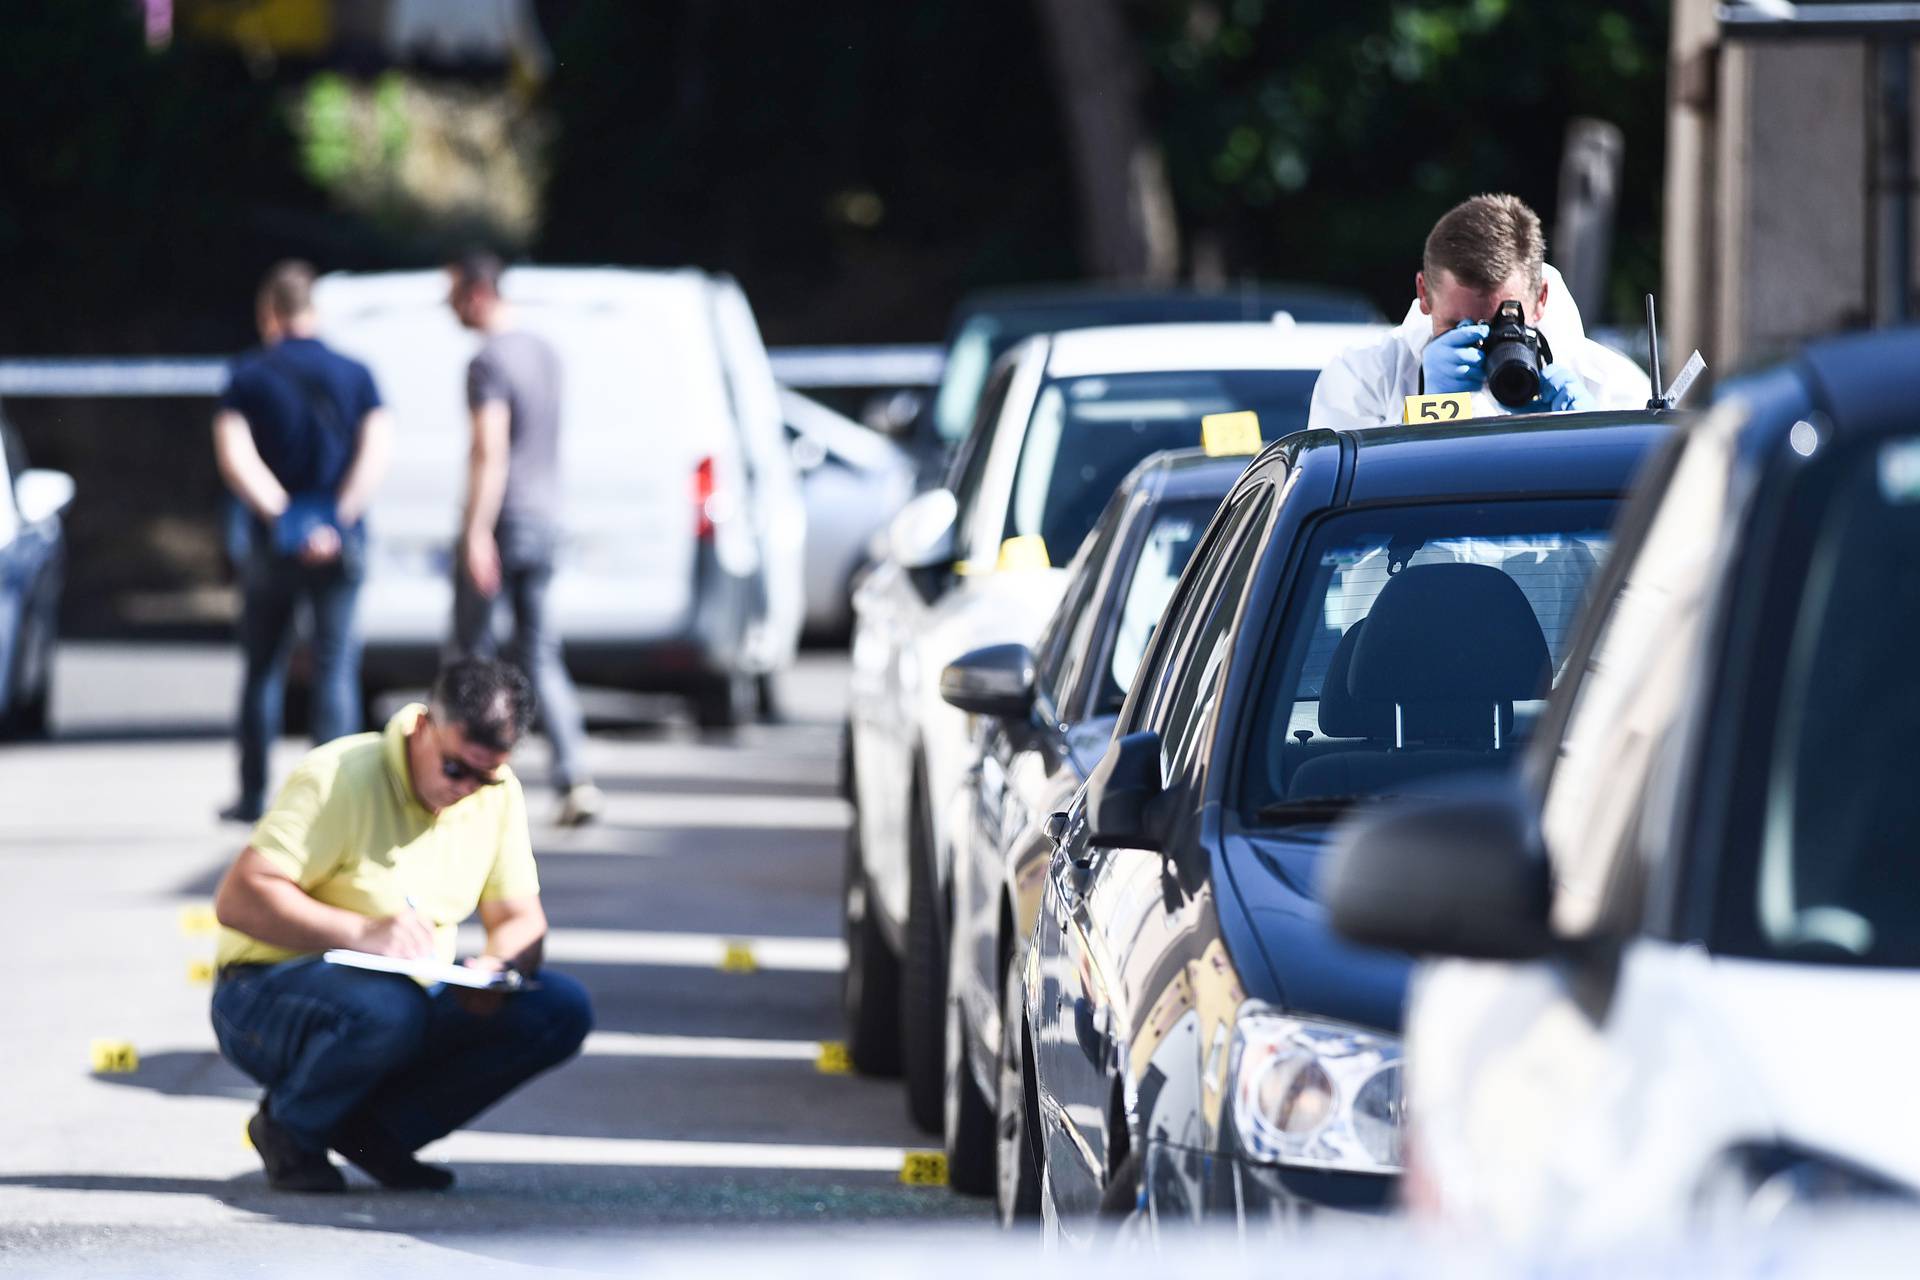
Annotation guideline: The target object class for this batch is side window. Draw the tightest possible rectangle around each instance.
[1542,421,1732,939]
[1041,499,1127,716]
[947,362,1014,540]
[1151,490,1271,780]
[1119,503,1238,736]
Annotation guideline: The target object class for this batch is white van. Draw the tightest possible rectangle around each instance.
[314,267,805,726]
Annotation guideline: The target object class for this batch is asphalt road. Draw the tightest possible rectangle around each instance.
[0,643,987,1276]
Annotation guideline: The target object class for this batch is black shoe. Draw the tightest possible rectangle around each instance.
[220,798,264,825]
[332,1117,455,1191]
[248,1107,344,1193]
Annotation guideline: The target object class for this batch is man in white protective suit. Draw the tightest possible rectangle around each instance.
[1308,193,1650,431]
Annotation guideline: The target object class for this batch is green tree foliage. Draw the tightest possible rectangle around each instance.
[1138,0,1668,321]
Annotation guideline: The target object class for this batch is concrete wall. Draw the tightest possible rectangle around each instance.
[1665,0,1919,382]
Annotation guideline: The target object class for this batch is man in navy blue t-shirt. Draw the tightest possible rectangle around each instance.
[213,260,391,822]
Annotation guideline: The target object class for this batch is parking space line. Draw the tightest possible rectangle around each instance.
[581,1032,819,1060]
[428,1132,918,1173]
[464,927,847,972]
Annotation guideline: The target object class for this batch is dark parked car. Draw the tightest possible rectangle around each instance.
[935,447,1248,1216]
[1019,410,1680,1241]
[908,284,1383,478]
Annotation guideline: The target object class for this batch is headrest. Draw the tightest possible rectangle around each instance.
[1318,619,1394,739]
[1348,563,1550,704]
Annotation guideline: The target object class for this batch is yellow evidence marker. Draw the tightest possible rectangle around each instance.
[178,903,219,936]
[1402,392,1474,425]
[1200,410,1263,457]
[899,1151,949,1187]
[89,1040,139,1074]
[719,941,758,974]
[186,960,216,985]
[995,535,1051,572]
[815,1041,852,1075]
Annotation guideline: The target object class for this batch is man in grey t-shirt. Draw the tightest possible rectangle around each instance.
[447,251,600,826]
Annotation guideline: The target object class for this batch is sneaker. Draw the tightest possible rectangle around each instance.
[248,1106,344,1193]
[332,1116,455,1191]
[219,798,265,825]
[556,782,604,828]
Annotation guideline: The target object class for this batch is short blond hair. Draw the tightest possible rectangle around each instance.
[1423,194,1545,293]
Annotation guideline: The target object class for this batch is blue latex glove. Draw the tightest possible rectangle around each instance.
[1421,322,1489,394]
[1517,362,1595,414]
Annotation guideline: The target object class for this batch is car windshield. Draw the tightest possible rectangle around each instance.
[1099,500,1217,714]
[1717,439,1920,968]
[1238,498,1618,825]
[1006,369,1317,564]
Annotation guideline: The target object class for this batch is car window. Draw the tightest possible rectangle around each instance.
[1098,500,1217,717]
[1003,369,1315,569]
[1032,501,1121,717]
[1237,497,1619,824]
[1119,497,1244,737]
[1535,421,1734,939]
[948,362,1016,553]
[1144,487,1267,782]
[1711,435,1920,967]
[932,316,1001,445]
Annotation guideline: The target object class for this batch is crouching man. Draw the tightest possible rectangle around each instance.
[210,656,592,1192]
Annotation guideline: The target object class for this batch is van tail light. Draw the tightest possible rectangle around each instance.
[693,456,718,540]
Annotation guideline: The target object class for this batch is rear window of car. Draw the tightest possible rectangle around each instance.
[1237,498,1617,824]
[1005,369,1316,564]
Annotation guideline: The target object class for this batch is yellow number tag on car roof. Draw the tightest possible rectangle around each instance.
[996,535,1051,572]
[1201,411,1263,456]
[1403,392,1474,425]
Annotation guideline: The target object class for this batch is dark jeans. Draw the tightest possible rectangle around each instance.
[237,538,365,809]
[451,517,589,790]
[211,956,593,1154]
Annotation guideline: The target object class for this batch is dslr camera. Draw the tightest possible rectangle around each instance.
[1481,299,1554,407]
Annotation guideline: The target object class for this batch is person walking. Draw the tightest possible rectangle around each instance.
[447,251,602,827]
[215,260,391,823]
[210,656,594,1192]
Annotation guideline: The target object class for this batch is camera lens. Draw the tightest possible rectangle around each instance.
[1485,340,1541,407]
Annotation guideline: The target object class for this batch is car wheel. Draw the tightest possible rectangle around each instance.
[943,982,995,1195]
[900,772,947,1133]
[755,673,781,723]
[996,947,1042,1225]
[690,671,755,729]
[842,822,902,1076]
[4,602,52,739]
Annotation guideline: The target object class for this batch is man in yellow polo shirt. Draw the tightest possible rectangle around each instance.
[210,656,592,1192]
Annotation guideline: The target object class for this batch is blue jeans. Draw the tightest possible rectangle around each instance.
[236,535,364,809]
[450,517,589,790]
[211,956,593,1154]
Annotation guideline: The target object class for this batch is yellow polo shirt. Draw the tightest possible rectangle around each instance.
[215,703,540,969]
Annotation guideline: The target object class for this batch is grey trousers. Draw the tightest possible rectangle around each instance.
[450,517,589,791]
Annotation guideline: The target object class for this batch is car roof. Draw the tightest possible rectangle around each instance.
[1042,321,1387,378]
[313,266,718,315]
[1256,410,1686,507]
[954,282,1384,326]
[1124,447,1253,504]
[1797,328,1920,440]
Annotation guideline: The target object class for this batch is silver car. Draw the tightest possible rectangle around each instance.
[0,411,74,737]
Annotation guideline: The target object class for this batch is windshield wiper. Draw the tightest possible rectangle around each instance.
[1253,795,1378,827]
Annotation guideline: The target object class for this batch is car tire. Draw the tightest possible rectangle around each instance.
[996,947,1042,1226]
[755,672,781,723]
[4,602,52,739]
[842,822,902,1076]
[900,772,947,1133]
[943,984,995,1196]
[691,671,755,729]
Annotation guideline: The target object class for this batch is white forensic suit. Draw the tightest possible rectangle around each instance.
[1308,265,1652,431]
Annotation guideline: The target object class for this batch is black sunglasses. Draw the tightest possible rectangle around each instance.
[441,755,505,787]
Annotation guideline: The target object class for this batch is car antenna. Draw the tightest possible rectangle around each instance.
[1645,294,1668,410]
[1644,292,1709,411]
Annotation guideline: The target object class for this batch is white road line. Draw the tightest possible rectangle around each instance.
[426,1132,912,1172]
[457,927,848,973]
[596,795,851,831]
[582,1032,819,1060]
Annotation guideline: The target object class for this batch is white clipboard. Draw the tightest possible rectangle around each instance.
[322,949,523,990]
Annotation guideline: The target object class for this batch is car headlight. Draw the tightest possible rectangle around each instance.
[1229,1007,1404,1174]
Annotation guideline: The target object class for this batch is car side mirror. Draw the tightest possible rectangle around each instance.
[940,643,1035,720]
[887,487,958,572]
[1322,781,1552,960]
[15,469,75,525]
[1084,730,1163,851]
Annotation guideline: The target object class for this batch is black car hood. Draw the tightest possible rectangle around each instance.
[1215,829,1413,1036]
